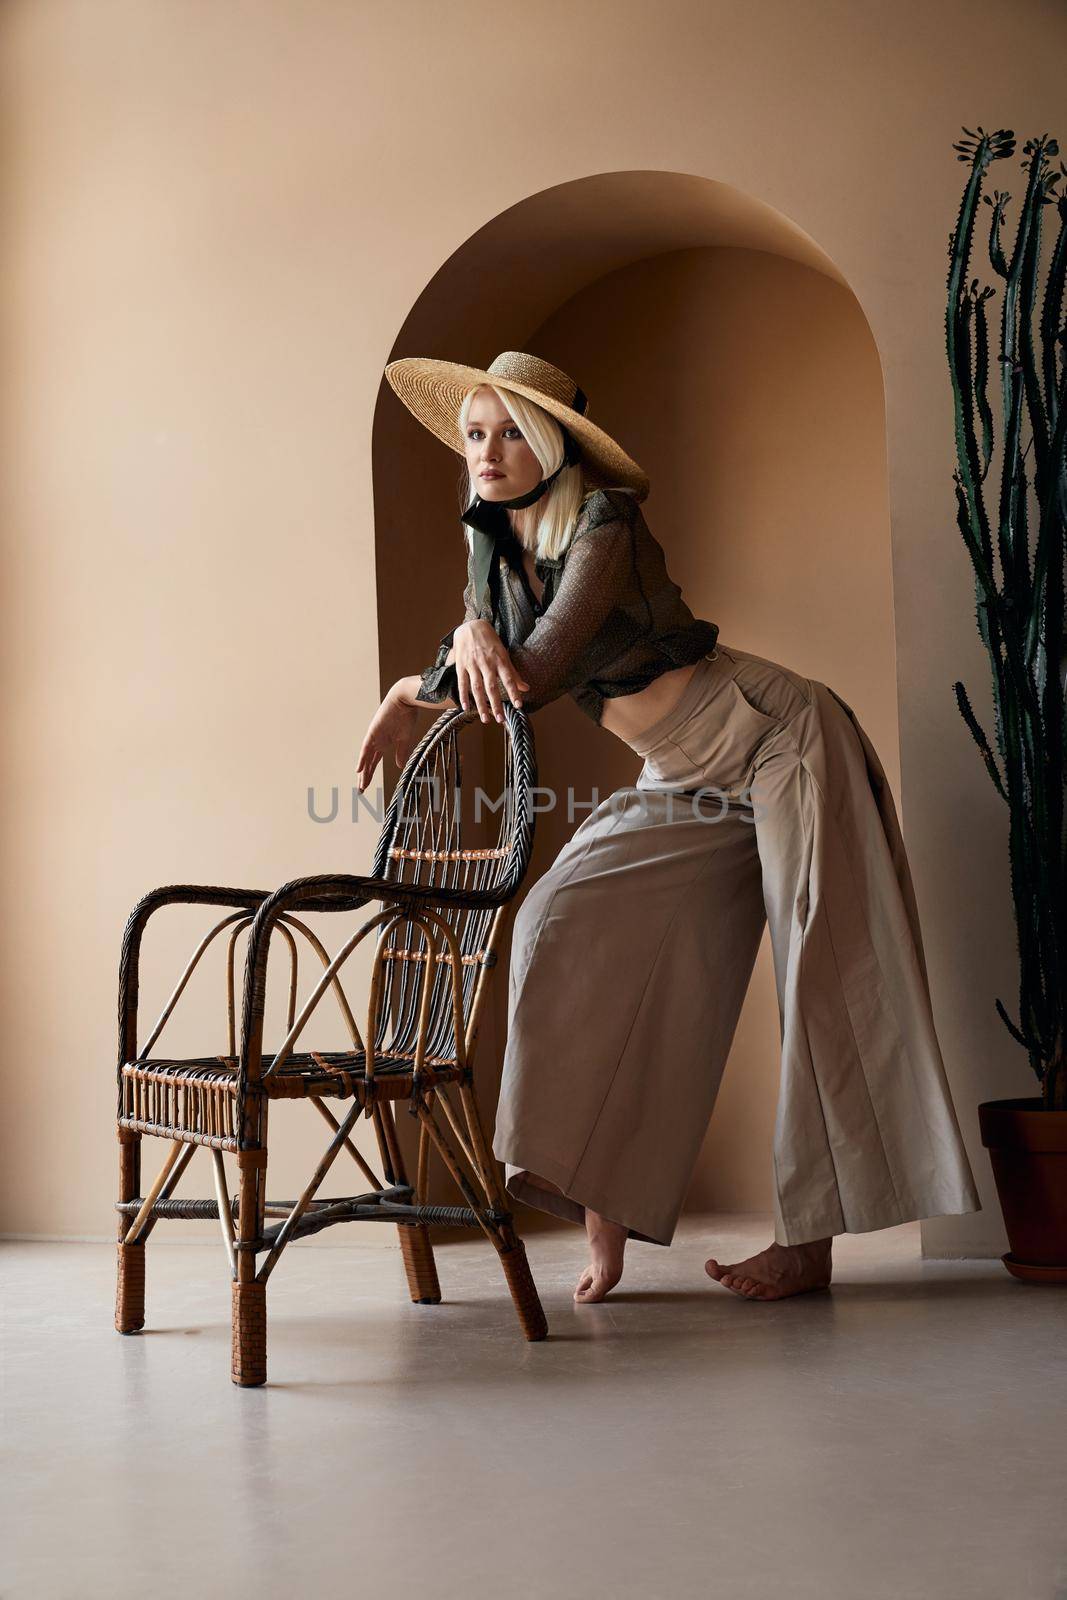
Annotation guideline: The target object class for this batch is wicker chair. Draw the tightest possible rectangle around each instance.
[114,701,545,1386]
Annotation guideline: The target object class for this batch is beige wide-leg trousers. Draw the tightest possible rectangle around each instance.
[491,643,982,1248]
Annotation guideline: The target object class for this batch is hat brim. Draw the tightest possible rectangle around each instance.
[384,356,650,501]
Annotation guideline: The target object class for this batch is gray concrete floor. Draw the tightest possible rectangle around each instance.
[3,1215,1065,1600]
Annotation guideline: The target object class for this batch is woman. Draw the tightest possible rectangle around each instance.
[358,350,982,1307]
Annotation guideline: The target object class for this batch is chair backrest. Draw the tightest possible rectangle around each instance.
[368,702,537,1064]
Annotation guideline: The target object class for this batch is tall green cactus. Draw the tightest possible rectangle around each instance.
[945,126,1067,1110]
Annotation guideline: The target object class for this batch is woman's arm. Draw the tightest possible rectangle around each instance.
[502,501,637,713]
[412,543,527,721]
[411,491,636,719]
[396,620,529,722]
[413,549,487,705]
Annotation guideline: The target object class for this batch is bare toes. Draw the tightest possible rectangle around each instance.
[574,1260,622,1303]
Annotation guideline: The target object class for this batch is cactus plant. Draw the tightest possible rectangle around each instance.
[945,125,1067,1110]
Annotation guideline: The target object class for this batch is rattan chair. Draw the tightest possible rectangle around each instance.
[114,701,545,1385]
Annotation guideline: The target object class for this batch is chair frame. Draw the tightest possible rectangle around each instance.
[114,702,547,1385]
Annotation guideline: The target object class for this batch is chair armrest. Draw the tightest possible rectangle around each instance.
[118,885,272,1068]
[126,883,271,926]
[258,872,513,917]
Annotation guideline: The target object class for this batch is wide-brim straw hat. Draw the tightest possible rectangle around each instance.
[383,350,650,501]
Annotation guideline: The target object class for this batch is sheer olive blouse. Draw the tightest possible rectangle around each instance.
[416,486,719,726]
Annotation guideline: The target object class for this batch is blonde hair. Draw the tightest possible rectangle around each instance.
[457,384,596,563]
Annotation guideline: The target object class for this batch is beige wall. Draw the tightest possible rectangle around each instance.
[2,0,1060,1255]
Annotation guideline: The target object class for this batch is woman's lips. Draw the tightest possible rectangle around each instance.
[480,471,504,478]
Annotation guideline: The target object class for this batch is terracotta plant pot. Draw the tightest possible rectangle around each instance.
[978,1097,1067,1284]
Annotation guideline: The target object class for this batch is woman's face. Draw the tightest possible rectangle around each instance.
[463,385,543,502]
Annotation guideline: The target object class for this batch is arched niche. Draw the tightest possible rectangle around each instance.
[372,169,894,1225]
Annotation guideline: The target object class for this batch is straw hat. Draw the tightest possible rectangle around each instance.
[383,350,650,502]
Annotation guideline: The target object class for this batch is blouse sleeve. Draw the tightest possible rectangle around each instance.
[505,498,637,713]
[416,540,492,705]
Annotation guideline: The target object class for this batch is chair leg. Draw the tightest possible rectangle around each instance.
[455,1079,548,1341]
[116,1241,146,1334]
[498,1238,548,1341]
[397,1117,440,1302]
[231,1150,267,1387]
[417,1084,549,1342]
[231,1280,267,1387]
[398,1224,441,1303]
[115,1129,145,1334]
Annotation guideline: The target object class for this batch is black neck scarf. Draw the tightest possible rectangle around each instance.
[459,404,585,617]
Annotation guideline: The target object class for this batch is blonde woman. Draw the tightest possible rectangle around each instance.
[358,351,981,1306]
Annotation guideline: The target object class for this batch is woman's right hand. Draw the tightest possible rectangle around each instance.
[453,619,531,723]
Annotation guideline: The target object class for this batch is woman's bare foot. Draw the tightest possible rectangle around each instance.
[705,1236,833,1300]
[574,1207,628,1302]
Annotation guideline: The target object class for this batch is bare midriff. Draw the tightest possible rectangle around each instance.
[598,660,702,747]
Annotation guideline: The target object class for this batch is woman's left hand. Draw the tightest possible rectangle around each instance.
[356,682,419,793]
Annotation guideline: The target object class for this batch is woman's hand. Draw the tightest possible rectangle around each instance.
[355,683,419,793]
[454,619,530,723]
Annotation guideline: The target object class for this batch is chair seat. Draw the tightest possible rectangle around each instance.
[119,1049,467,1148]
[120,1049,468,1149]
[122,1048,465,1101]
